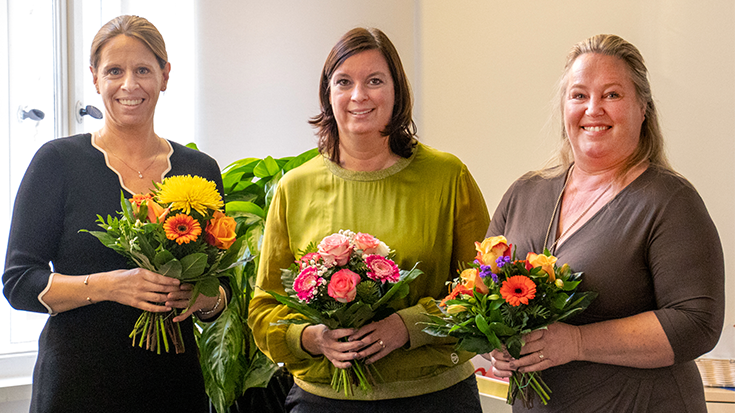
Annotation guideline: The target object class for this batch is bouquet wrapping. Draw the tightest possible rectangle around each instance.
[85,175,243,354]
[265,230,422,397]
[422,236,597,408]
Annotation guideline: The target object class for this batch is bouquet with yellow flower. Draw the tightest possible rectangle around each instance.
[422,236,597,408]
[85,175,242,354]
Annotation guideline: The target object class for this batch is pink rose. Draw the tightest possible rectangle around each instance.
[293,266,323,303]
[327,269,361,303]
[364,255,400,283]
[318,233,353,267]
[353,232,381,254]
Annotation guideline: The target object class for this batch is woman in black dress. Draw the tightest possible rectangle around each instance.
[2,15,227,412]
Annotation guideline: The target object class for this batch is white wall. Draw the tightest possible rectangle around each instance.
[194,0,734,354]
[194,0,418,168]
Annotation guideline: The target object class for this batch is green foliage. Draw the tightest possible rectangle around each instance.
[420,252,598,360]
[194,147,319,413]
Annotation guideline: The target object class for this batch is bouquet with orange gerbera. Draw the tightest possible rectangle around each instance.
[84,175,243,354]
[421,236,597,408]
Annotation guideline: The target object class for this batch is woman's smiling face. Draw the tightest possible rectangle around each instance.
[563,52,645,169]
[92,34,170,129]
[329,49,395,143]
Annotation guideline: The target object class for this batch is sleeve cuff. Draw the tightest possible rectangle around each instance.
[38,273,57,316]
[286,323,317,361]
[398,298,457,350]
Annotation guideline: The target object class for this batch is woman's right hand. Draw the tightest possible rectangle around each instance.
[483,349,515,378]
[301,324,364,369]
[98,268,182,312]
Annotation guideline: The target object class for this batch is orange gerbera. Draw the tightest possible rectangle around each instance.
[164,214,202,244]
[500,275,537,306]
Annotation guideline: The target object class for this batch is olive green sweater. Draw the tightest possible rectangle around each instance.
[248,143,490,400]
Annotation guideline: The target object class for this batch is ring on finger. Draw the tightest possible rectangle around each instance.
[379,340,385,349]
[538,352,544,360]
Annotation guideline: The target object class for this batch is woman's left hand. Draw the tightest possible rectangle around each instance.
[166,284,221,322]
[349,313,408,364]
[509,322,582,374]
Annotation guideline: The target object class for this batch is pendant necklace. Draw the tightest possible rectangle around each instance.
[543,164,613,254]
[96,131,161,179]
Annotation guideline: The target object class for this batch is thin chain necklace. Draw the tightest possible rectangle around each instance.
[96,131,162,179]
[543,165,613,253]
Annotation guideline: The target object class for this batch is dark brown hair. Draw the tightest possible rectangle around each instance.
[309,27,417,162]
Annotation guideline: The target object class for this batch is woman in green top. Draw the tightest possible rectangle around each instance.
[248,28,490,412]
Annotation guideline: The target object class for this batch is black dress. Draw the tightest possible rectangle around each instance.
[3,134,224,413]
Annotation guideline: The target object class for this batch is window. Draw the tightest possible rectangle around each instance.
[0,0,194,359]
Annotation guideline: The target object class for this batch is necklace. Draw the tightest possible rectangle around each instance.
[96,132,162,179]
[543,165,614,253]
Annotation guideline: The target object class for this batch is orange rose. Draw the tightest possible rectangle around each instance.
[129,194,169,223]
[460,268,489,294]
[205,211,237,249]
[525,252,558,282]
[475,236,512,273]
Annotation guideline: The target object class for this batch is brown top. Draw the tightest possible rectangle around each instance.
[488,165,724,413]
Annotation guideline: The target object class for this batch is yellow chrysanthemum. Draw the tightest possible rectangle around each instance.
[156,175,223,215]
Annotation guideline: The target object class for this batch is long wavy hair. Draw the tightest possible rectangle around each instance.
[308,27,417,163]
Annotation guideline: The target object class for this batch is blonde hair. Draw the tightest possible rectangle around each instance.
[90,15,168,71]
[545,34,673,178]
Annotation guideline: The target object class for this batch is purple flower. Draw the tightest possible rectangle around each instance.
[479,265,498,283]
[496,255,512,268]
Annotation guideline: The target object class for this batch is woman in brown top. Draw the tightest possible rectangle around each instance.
[485,34,724,412]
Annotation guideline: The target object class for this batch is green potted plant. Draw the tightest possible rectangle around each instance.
[190,145,319,413]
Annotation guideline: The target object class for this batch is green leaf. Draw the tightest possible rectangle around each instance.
[253,156,280,178]
[282,148,319,172]
[154,250,175,268]
[244,222,264,257]
[180,253,208,280]
[185,142,199,151]
[264,290,331,327]
[333,302,375,329]
[487,322,516,337]
[221,157,260,176]
[240,350,280,391]
[197,304,247,412]
[457,335,497,354]
[370,264,423,309]
[85,231,119,247]
[225,201,265,219]
[505,334,525,359]
[157,259,182,279]
[196,277,221,297]
[475,313,491,335]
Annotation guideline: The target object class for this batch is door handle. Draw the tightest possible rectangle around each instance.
[75,101,103,123]
[17,107,45,122]
[79,105,103,119]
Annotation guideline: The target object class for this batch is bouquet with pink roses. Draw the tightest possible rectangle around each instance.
[265,230,422,396]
